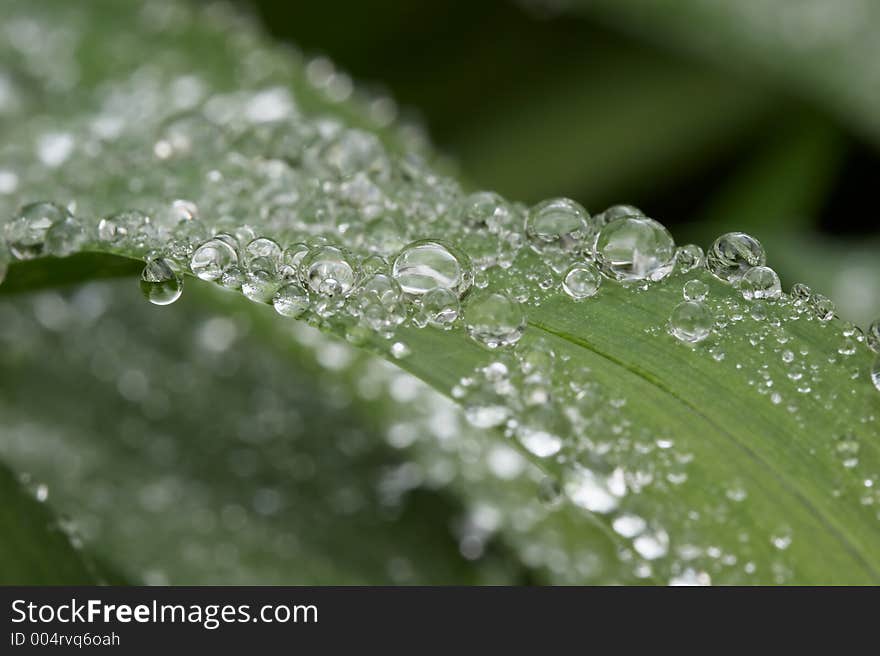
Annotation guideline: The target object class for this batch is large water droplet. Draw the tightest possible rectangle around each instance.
[464,291,525,348]
[44,215,87,257]
[705,232,765,282]
[593,216,675,282]
[740,265,782,301]
[244,237,282,272]
[190,237,238,281]
[392,239,472,296]
[5,202,69,260]
[301,245,357,296]
[242,269,278,303]
[809,293,835,322]
[682,279,708,301]
[562,263,601,300]
[272,282,309,317]
[669,300,713,344]
[525,197,591,254]
[140,257,183,306]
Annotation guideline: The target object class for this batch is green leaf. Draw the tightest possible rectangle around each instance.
[0,462,99,584]
[1,0,879,585]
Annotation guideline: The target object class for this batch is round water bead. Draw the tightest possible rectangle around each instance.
[464,292,526,348]
[867,319,880,354]
[790,282,812,303]
[525,197,592,253]
[392,239,473,297]
[97,210,152,245]
[44,215,87,257]
[593,216,676,282]
[140,257,183,306]
[459,191,512,233]
[675,244,704,273]
[669,300,713,344]
[5,202,69,260]
[354,273,406,334]
[279,243,310,280]
[683,279,708,301]
[562,264,601,300]
[244,237,282,272]
[416,287,460,328]
[594,204,643,228]
[871,357,880,393]
[740,265,782,301]
[301,245,358,297]
[809,293,836,322]
[705,232,765,282]
[220,265,246,290]
[242,269,278,303]
[272,283,310,318]
[190,237,238,281]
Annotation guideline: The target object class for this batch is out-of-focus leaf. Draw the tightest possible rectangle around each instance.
[575,0,880,145]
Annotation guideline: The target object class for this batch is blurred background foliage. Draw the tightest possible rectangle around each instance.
[2,0,879,584]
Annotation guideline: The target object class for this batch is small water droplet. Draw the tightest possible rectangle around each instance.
[866,319,880,354]
[242,269,278,303]
[682,279,708,301]
[790,282,812,302]
[593,216,675,281]
[669,300,713,344]
[390,341,411,359]
[809,293,835,322]
[301,245,357,297]
[244,236,282,272]
[140,257,183,306]
[392,239,472,296]
[562,263,601,299]
[740,265,782,301]
[464,291,526,348]
[706,232,765,282]
[525,197,592,255]
[415,287,460,328]
[675,244,705,273]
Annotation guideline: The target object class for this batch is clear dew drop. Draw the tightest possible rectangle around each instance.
[595,204,643,227]
[562,263,601,300]
[705,232,766,282]
[5,202,69,260]
[669,300,713,344]
[463,291,526,349]
[242,269,278,304]
[272,282,309,318]
[682,279,708,301]
[354,273,406,334]
[190,237,238,281]
[740,265,782,301]
[391,239,472,297]
[280,243,310,280]
[139,257,183,306]
[44,215,87,257]
[416,287,460,328]
[300,245,357,297]
[593,216,676,282]
[517,427,562,458]
[675,244,705,273]
[790,282,812,303]
[612,513,647,538]
[244,236,282,272]
[809,293,836,322]
[871,356,880,393]
[525,197,592,254]
[97,209,151,245]
[865,319,879,354]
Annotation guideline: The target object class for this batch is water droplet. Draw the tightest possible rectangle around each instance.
[280,243,310,280]
[771,527,792,550]
[705,232,765,282]
[593,216,675,281]
[675,244,705,273]
[464,291,526,348]
[871,357,880,393]
[190,237,238,281]
[790,282,812,302]
[97,210,151,245]
[865,319,879,354]
[354,273,406,334]
[44,215,87,257]
[5,202,69,260]
[682,279,708,301]
[390,341,411,359]
[392,239,472,296]
[301,245,357,297]
[562,263,601,299]
[272,283,309,317]
[595,204,643,227]
[669,300,713,344]
[633,528,669,560]
[525,197,592,254]
[415,287,460,328]
[459,191,511,233]
[740,265,782,301]
[809,293,835,322]
[242,269,278,303]
[140,257,183,306]
[244,237,282,272]
[612,514,647,538]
